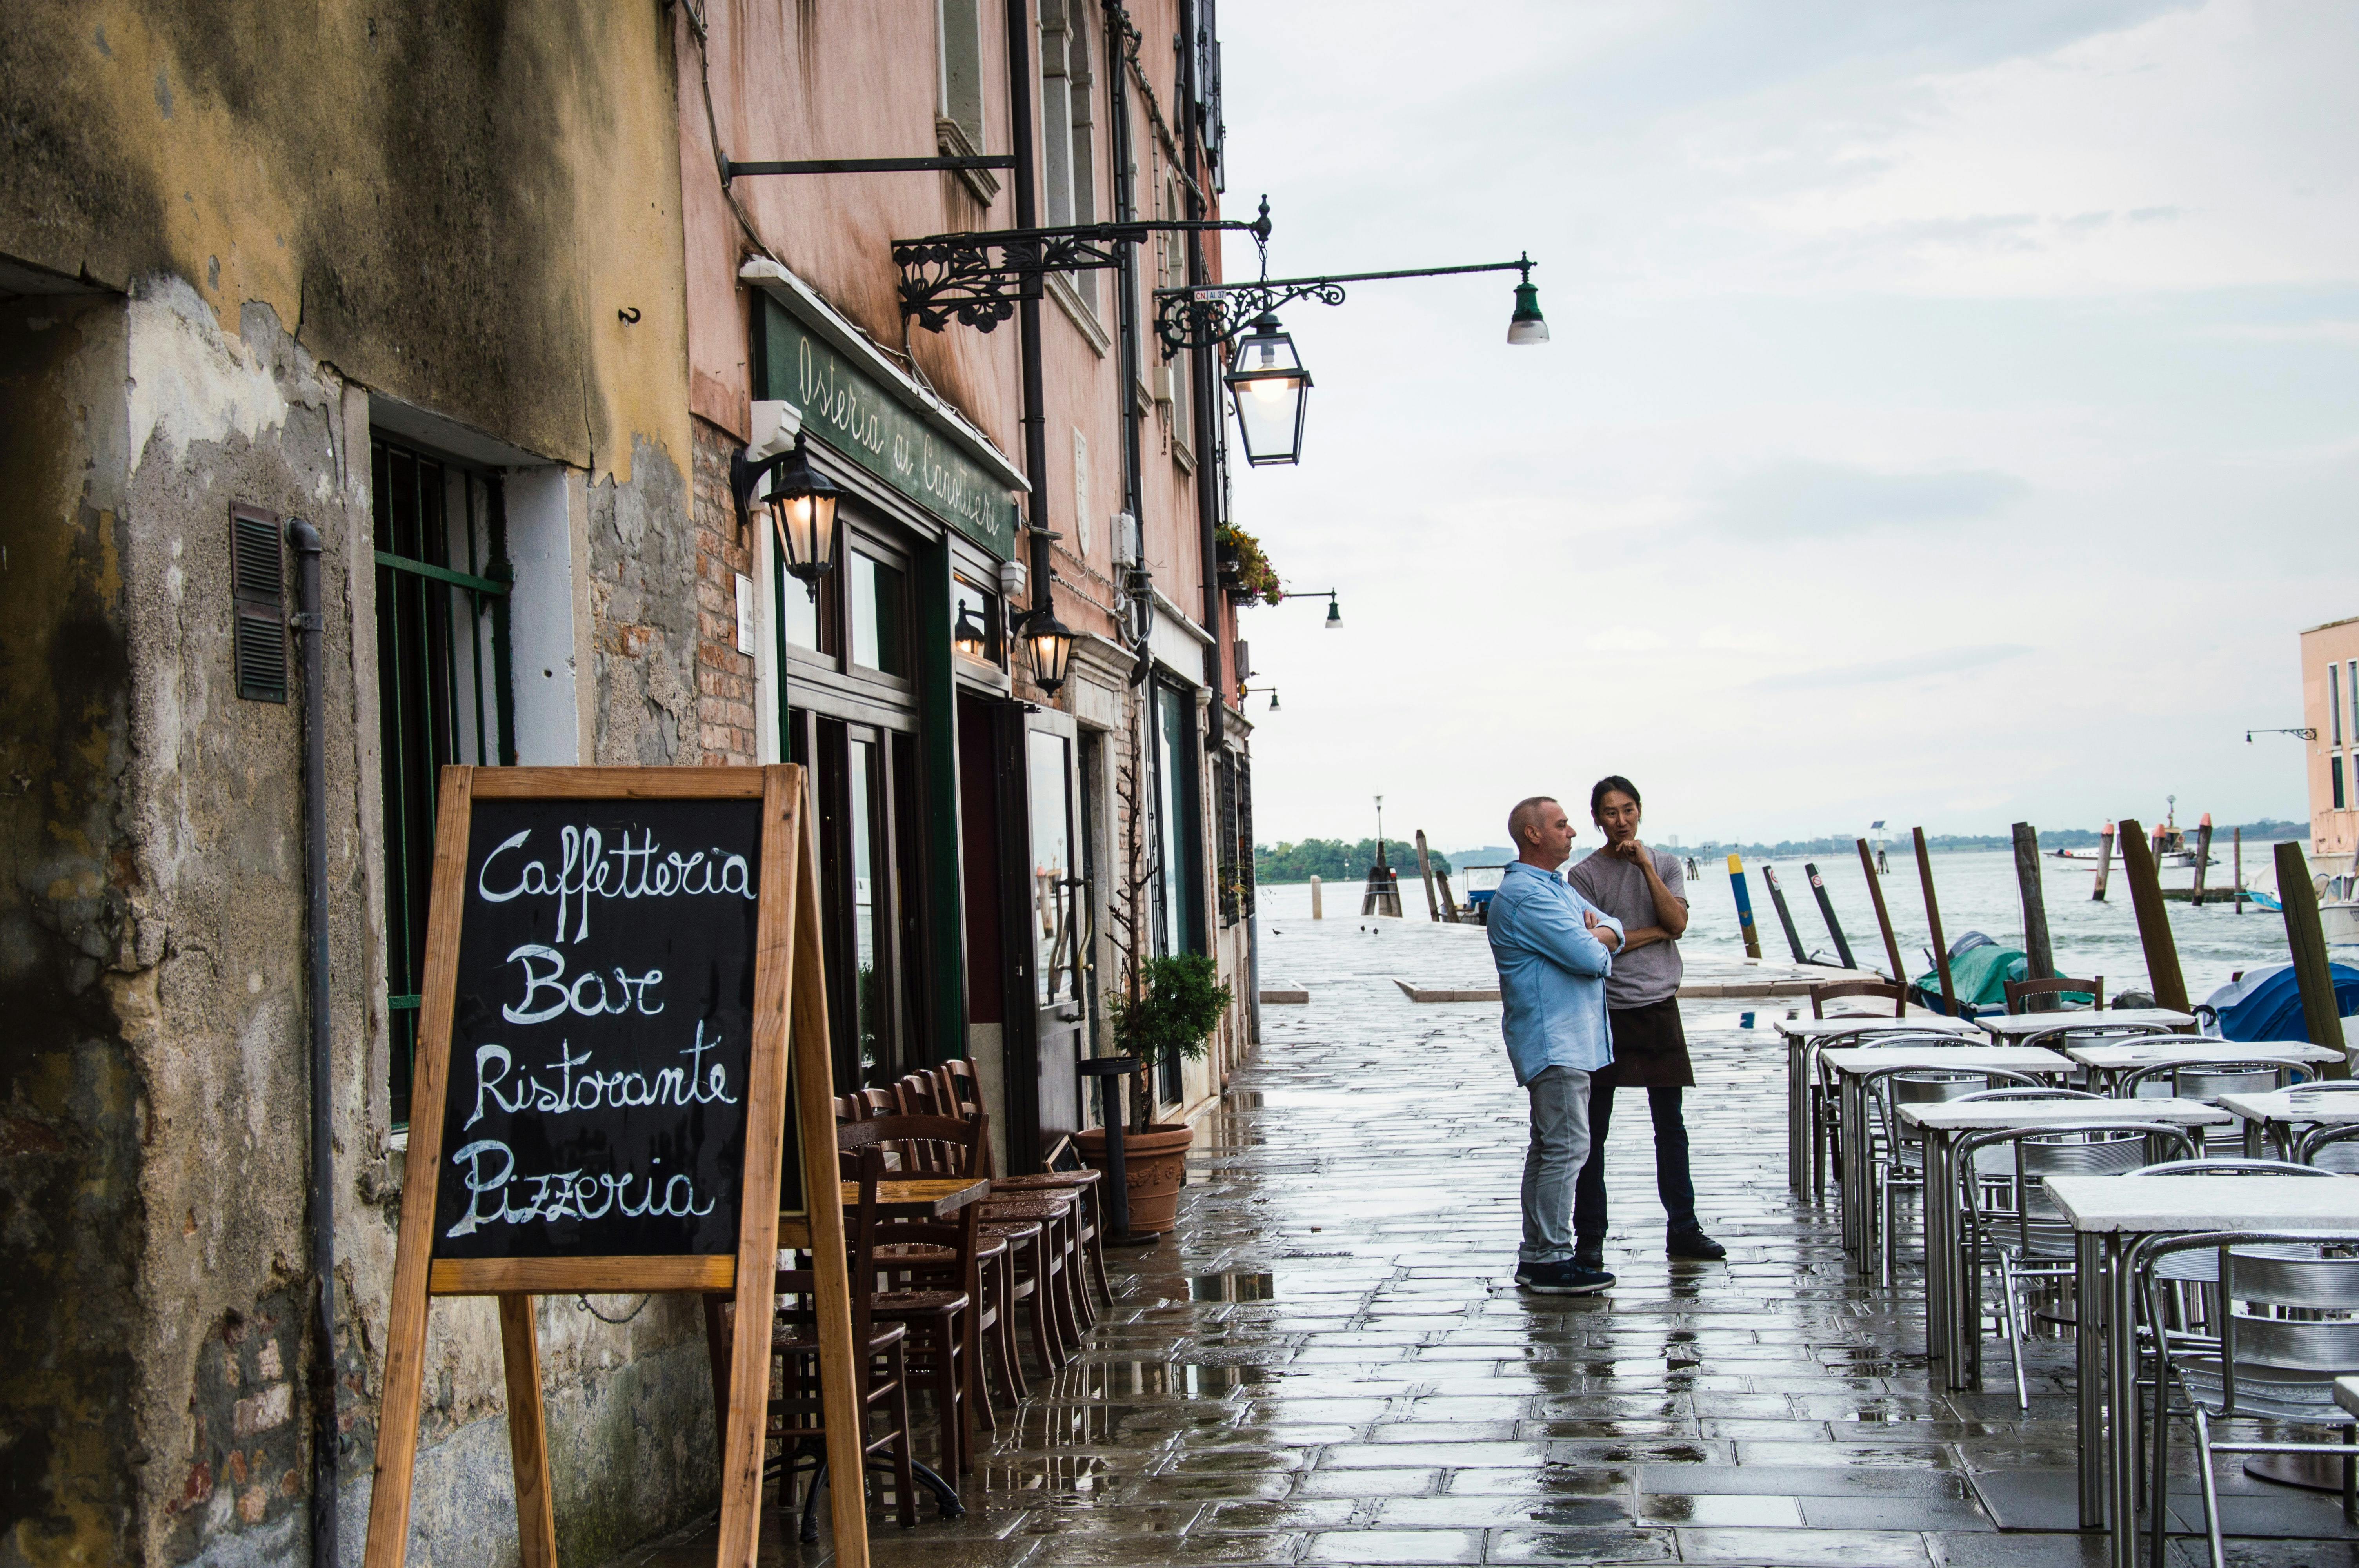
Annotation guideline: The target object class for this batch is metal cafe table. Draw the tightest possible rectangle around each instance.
[2218,1084,2359,1158]
[1896,1098,2232,1390]
[1817,1045,2073,1265]
[1972,1007,2196,1045]
[1776,1014,1979,1195]
[2045,1173,2359,1566]
[2062,1038,2344,1095]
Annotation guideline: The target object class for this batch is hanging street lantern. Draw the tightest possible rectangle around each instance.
[766,436,841,597]
[733,433,842,599]
[1324,595,1342,630]
[1506,254,1548,346]
[1021,604,1076,694]
[1223,313,1311,467]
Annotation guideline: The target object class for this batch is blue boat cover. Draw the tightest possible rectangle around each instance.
[2200,962,2359,1042]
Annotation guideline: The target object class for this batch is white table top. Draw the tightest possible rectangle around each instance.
[2337,1376,2359,1420]
[1976,1008,2195,1038]
[1819,1046,2072,1074]
[1899,1098,2234,1130]
[2046,1174,2359,1233]
[2065,1040,2344,1069]
[1777,1016,1979,1042]
[2217,1087,2359,1127]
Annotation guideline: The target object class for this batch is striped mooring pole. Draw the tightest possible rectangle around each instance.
[1728,853,1763,960]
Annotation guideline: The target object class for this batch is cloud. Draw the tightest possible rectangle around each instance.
[1750,644,2034,692]
[1701,460,2032,539]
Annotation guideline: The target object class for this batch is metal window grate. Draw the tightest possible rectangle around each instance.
[231,506,287,703]
[371,439,514,1126]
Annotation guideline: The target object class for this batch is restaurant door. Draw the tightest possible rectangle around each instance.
[1026,717,1085,1159]
[776,510,931,1094]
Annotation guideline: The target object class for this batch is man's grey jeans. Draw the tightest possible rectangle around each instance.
[1520,1064,1595,1265]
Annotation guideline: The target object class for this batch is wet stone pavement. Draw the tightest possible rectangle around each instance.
[611,911,2356,1568]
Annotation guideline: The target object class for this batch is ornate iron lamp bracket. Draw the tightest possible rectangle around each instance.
[894,204,1272,335]
[1154,279,1347,356]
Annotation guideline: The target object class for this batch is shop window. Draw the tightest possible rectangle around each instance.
[371,438,514,1127]
[849,548,907,676]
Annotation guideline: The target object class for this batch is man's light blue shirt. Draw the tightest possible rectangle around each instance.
[1487,861,1624,1086]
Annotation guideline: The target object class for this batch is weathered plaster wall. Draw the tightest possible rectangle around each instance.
[1,0,694,490]
[2,4,723,1559]
[0,274,718,1568]
[0,290,142,1568]
[591,434,700,766]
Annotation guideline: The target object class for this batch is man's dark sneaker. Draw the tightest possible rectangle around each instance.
[1572,1240,1605,1272]
[1515,1259,1616,1295]
[1667,1227,1727,1261]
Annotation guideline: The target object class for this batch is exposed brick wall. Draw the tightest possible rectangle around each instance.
[692,416,758,765]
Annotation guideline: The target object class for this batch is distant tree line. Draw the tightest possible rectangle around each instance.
[1679,819,2305,860]
[1255,838,1448,883]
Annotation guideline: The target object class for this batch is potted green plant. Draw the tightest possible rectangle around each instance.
[1076,952,1232,1233]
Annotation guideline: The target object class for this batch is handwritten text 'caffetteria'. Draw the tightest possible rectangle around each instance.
[476,823,756,943]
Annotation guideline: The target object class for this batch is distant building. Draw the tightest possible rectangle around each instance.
[2303,614,2359,862]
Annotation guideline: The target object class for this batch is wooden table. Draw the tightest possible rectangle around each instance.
[2062,1039,2343,1094]
[1817,1046,2072,1265]
[2217,1086,2359,1159]
[1972,1008,2193,1047]
[1897,1099,2232,1389]
[1776,1015,1979,1194]
[2045,1173,2359,1561]
[777,1177,990,1249]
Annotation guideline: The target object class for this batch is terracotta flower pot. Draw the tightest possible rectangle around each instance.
[1074,1121,1195,1236]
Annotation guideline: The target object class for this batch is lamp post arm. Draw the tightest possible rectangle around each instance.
[1152,254,1536,354]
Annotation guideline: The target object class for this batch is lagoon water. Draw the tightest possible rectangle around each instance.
[1263,842,2307,1007]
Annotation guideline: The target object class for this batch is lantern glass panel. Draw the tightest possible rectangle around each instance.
[1225,321,1310,467]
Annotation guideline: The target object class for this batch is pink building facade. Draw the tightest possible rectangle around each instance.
[671,0,1257,1165]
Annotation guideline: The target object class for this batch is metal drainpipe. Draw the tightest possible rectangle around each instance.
[287,516,338,1568]
[1005,0,1054,614]
[1178,0,1225,745]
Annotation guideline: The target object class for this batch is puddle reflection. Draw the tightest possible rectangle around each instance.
[1189,1272,1277,1302]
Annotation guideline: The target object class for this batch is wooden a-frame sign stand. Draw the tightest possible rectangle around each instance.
[361,765,867,1568]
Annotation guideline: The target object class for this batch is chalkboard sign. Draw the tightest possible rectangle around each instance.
[434,795,798,1259]
[365,767,867,1568]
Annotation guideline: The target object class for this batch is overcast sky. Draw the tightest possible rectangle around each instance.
[1218,0,2358,855]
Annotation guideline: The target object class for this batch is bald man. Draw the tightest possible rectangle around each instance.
[1486,795,1622,1294]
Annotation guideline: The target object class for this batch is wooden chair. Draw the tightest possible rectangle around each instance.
[939,1058,1112,1321]
[700,1147,917,1537]
[845,1110,1080,1372]
[1811,978,1907,1018]
[833,1129,981,1485]
[2003,976,2102,1014]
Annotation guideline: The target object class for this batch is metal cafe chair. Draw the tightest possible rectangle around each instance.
[2117,1058,2317,1149]
[1953,1122,2200,1410]
[1866,1066,2051,1286]
[1809,1026,1984,1206]
[2301,1122,2359,1174]
[2134,1227,2359,1568]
